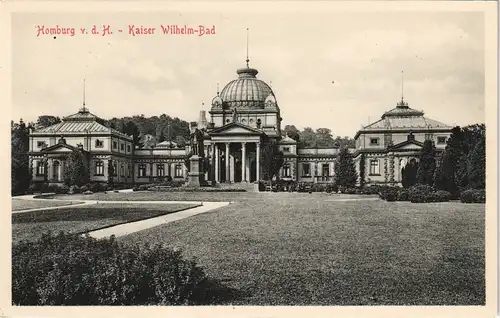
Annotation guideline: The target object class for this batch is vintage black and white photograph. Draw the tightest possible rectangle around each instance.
[4,1,498,316]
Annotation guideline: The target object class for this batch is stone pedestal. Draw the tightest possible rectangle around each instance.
[186,155,205,187]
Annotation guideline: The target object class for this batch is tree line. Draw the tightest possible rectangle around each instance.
[283,125,356,149]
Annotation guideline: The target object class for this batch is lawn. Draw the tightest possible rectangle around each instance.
[114,192,485,306]
[12,202,200,244]
[12,198,83,211]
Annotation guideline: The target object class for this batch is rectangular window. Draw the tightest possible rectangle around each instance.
[95,161,104,175]
[113,141,118,149]
[127,145,131,152]
[322,164,330,176]
[175,164,183,177]
[120,164,125,177]
[138,164,146,177]
[37,141,46,148]
[113,162,117,176]
[36,161,45,176]
[437,136,447,144]
[369,159,380,175]
[157,164,164,177]
[370,138,379,146]
[302,163,311,176]
[120,143,125,151]
[283,164,290,177]
[128,165,131,177]
[95,139,104,148]
[283,147,290,152]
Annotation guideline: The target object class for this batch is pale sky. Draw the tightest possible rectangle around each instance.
[12,10,485,137]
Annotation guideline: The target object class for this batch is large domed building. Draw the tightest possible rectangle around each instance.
[27,55,453,188]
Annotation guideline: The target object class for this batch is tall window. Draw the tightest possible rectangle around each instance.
[113,141,118,149]
[120,143,125,151]
[302,163,311,176]
[157,164,164,176]
[322,164,330,176]
[95,160,104,175]
[128,164,131,177]
[138,164,146,177]
[369,159,380,175]
[127,145,131,152]
[175,164,183,177]
[120,164,125,177]
[282,164,290,177]
[36,160,45,176]
[113,162,117,176]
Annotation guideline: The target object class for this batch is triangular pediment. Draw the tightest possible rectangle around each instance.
[41,143,80,153]
[209,122,264,135]
[390,139,424,150]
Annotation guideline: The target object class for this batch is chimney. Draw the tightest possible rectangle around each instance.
[198,110,208,130]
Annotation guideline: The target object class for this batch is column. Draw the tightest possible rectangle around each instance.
[256,142,260,182]
[215,144,220,182]
[48,159,53,181]
[58,161,62,182]
[241,142,246,182]
[225,143,230,183]
[230,154,235,183]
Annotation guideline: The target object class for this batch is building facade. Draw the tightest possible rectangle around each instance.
[28,61,452,187]
[352,97,452,186]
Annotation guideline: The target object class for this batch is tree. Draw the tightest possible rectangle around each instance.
[299,127,318,148]
[315,128,335,148]
[175,136,187,148]
[401,159,418,188]
[334,147,358,188]
[467,134,485,189]
[108,159,114,186]
[157,129,166,143]
[283,125,300,141]
[63,150,89,186]
[359,153,365,188]
[260,139,284,181]
[416,140,436,186]
[334,136,356,148]
[123,121,143,149]
[11,119,31,195]
[36,116,61,129]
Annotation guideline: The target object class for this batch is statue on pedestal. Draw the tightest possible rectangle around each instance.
[232,108,238,122]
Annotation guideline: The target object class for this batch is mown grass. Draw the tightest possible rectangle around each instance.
[116,194,485,306]
[12,203,200,244]
[11,198,82,211]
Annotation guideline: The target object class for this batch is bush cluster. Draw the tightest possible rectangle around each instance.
[460,189,486,203]
[377,185,452,203]
[28,182,132,195]
[12,232,235,305]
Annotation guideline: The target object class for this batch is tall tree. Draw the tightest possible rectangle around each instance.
[467,134,486,189]
[107,159,115,187]
[63,150,89,186]
[260,139,284,181]
[283,125,300,141]
[334,147,358,188]
[36,116,61,129]
[401,159,419,188]
[315,128,335,148]
[11,119,31,195]
[334,136,356,149]
[299,127,318,148]
[416,140,436,186]
[123,121,143,149]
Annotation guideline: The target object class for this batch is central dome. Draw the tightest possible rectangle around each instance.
[219,66,274,109]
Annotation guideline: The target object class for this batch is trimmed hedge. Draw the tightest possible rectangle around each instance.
[13,232,238,305]
[460,189,486,203]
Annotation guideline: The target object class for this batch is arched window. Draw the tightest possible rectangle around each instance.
[95,160,104,175]
[241,119,247,125]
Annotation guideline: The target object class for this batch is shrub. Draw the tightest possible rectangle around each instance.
[379,187,399,201]
[460,189,486,203]
[90,183,101,193]
[396,188,409,201]
[435,190,452,202]
[80,185,89,193]
[83,190,93,195]
[12,232,236,305]
[68,185,80,194]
